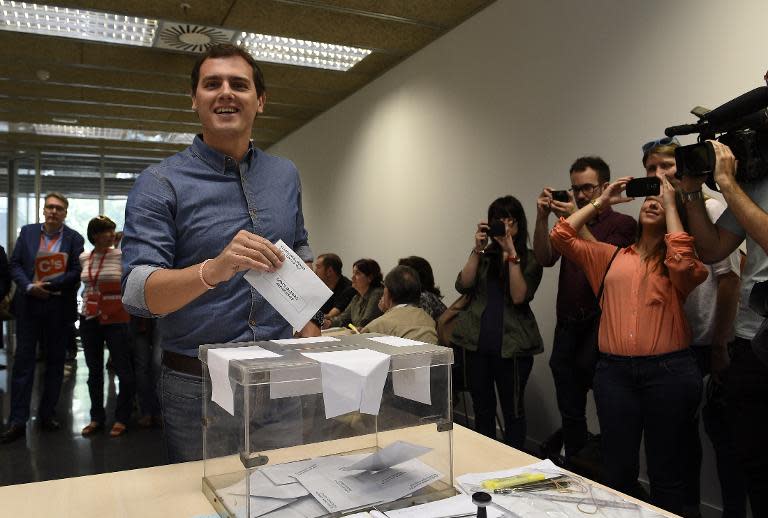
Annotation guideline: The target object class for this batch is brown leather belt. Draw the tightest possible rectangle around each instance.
[162,350,203,377]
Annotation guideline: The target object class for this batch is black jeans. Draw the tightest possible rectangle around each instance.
[129,316,161,418]
[726,339,768,517]
[594,350,702,516]
[465,349,533,449]
[549,319,595,458]
[80,318,135,424]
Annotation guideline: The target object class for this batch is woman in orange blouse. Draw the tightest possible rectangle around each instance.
[550,174,707,515]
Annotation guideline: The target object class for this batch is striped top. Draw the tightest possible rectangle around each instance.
[79,248,123,297]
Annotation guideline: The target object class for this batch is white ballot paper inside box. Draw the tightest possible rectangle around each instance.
[208,345,282,415]
[301,349,390,419]
[340,441,432,472]
[244,240,332,331]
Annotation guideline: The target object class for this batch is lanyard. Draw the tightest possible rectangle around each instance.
[39,232,61,252]
[88,250,109,288]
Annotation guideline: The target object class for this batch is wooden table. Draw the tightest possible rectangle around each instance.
[0,425,675,517]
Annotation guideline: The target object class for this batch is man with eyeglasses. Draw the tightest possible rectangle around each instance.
[1,192,84,444]
[533,156,636,468]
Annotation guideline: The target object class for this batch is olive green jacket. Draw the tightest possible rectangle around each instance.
[451,249,544,358]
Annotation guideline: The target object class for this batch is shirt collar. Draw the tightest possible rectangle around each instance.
[192,134,255,174]
[40,224,64,238]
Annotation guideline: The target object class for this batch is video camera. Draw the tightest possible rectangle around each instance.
[664,86,768,190]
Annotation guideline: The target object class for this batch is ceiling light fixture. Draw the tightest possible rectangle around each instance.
[0,1,371,71]
[2,121,195,144]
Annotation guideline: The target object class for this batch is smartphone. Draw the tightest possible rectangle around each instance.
[551,190,569,203]
[625,176,660,197]
[486,220,506,237]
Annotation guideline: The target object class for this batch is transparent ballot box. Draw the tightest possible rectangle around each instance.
[199,333,454,518]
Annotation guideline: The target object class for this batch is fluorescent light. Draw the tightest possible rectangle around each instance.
[0,0,157,46]
[4,121,195,144]
[0,1,371,71]
[237,32,371,72]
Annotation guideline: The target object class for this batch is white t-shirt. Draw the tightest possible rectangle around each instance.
[684,198,740,346]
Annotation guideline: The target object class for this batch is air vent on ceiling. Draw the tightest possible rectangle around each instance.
[154,22,236,53]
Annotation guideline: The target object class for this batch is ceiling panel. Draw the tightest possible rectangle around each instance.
[0,0,495,172]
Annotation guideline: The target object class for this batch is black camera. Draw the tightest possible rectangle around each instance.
[551,190,570,203]
[486,220,506,238]
[626,177,660,197]
[665,87,768,190]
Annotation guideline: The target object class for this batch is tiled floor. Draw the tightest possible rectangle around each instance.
[0,346,167,486]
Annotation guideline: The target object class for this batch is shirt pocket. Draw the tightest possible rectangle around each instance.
[645,275,672,307]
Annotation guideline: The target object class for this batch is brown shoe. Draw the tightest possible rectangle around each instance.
[81,421,103,437]
[109,422,127,438]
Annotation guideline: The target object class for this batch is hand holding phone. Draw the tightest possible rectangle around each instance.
[625,177,660,197]
[551,190,570,203]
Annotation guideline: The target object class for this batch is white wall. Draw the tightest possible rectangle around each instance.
[270,0,766,513]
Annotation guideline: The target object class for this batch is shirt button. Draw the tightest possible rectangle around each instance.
[248,319,256,326]
[674,253,682,261]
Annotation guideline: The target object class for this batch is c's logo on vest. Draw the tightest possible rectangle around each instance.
[34,252,68,282]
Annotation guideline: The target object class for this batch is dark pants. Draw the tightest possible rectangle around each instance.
[130,317,161,418]
[466,350,533,449]
[9,307,68,425]
[549,319,594,458]
[726,339,768,517]
[594,350,702,516]
[80,318,135,424]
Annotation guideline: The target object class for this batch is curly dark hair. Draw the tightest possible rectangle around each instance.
[353,258,383,288]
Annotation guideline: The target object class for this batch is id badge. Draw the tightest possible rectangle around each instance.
[84,292,102,317]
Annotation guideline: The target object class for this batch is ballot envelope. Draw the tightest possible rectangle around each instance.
[199,333,455,518]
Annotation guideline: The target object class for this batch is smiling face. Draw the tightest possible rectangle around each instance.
[639,196,666,227]
[191,55,265,155]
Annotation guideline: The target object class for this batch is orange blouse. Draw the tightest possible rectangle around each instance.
[550,218,708,356]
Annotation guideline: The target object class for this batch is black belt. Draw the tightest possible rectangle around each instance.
[162,350,203,377]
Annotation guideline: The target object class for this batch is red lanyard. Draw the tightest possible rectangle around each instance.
[39,233,61,252]
[88,250,109,288]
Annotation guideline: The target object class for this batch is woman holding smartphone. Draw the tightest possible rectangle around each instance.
[451,196,543,448]
[550,175,707,515]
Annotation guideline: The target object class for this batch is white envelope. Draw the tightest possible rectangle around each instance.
[244,240,332,330]
[340,441,431,472]
[301,349,391,419]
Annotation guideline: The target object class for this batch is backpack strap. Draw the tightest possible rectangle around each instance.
[597,246,622,304]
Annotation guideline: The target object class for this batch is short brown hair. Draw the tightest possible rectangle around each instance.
[87,215,116,245]
[44,192,69,208]
[190,43,266,97]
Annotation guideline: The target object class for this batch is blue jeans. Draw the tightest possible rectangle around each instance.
[9,310,68,425]
[159,364,204,463]
[594,350,702,516]
[549,319,595,457]
[130,317,161,418]
[466,350,533,449]
[80,318,134,424]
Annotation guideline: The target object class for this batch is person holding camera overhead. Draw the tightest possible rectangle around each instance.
[451,196,543,449]
[550,174,707,515]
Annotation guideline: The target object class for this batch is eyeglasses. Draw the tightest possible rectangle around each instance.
[570,183,600,195]
[642,136,680,154]
[44,204,66,212]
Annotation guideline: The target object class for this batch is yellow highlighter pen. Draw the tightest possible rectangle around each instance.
[348,323,360,334]
[481,473,546,491]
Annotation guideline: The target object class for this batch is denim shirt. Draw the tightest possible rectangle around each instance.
[121,135,313,356]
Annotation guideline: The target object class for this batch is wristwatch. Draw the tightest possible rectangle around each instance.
[681,190,704,204]
[505,255,521,264]
[310,310,325,329]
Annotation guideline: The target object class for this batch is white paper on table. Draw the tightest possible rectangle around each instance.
[340,441,431,472]
[391,353,431,405]
[244,240,332,330]
[269,364,322,399]
[383,494,506,518]
[209,345,281,415]
[271,336,340,346]
[366,336,427,348]
[301,349,390,418]
[260,496,328,518]
[293,457,442,513]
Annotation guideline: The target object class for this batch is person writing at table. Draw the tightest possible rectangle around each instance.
[550,175,707,515]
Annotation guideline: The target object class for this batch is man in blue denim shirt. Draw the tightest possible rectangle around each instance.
[121,44,319,462]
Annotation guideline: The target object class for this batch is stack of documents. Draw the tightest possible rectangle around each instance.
[218,441,439,518]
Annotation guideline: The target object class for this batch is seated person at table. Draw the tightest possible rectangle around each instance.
[398,255,447,321]
[314,253,356,319]
[363,265,438,344]
[325,258,383,330]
